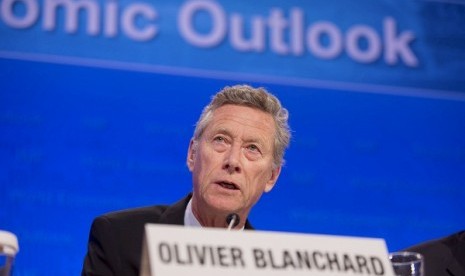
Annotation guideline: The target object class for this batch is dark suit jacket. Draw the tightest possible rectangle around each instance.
[82,194,254,276]
[405,231,465,276]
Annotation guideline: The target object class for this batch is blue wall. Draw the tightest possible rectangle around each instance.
[1,0,464,275]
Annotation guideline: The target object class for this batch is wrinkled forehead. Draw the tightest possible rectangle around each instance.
[212,104,275,128]
[207,105,276,142]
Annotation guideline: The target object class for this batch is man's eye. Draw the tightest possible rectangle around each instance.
[247,144,260,152]
[213,136,225,142]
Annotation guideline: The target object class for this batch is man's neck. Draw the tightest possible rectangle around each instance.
[188,198,246,230]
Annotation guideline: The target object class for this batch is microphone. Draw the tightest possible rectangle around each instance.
[226,213,240,230]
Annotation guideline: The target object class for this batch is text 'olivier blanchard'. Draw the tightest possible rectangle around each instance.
[157,242,387,275]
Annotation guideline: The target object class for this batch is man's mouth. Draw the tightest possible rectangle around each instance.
[217,181,239,190]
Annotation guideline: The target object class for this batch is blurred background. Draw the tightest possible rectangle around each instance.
[1,0,464,274]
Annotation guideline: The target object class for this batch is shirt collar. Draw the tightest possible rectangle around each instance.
[183,198,244,230]
[184,198,202,227]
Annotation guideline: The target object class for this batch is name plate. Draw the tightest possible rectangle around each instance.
[140,224,394,276]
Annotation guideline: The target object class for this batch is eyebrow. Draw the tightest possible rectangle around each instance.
[208,127,233,140]
[213,127,267,148]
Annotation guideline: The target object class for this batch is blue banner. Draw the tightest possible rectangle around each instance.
[1,0,465,94]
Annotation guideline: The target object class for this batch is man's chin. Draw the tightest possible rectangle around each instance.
[206,196,242,215]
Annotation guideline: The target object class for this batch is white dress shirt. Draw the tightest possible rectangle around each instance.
[183,198,244,230]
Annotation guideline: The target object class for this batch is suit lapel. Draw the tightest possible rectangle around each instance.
[158,194,192,225]
[446,260,465,276]
[445,231,465,276]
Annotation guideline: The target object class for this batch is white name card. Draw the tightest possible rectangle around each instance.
[140,224,394,276]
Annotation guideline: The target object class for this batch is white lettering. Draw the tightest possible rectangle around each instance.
[346,25,381,63]
[290,8,304,56]
[1,0,39,28]
[0,0,420,67]
[384,17,418,67]
[43,0,99,35]
[121,3,157,41]
[40,0,158,39]
[268,8,289,55]
[104,0,118,37]
[178,0,226,47]
[230,14,265,52]
[307,21,343,59]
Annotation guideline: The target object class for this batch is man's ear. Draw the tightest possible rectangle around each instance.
[264,166,281,193]
[186,139,196,172]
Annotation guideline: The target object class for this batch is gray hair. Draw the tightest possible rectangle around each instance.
[193,85,291,167]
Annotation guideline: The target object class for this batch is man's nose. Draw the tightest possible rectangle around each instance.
[223,145,241,174]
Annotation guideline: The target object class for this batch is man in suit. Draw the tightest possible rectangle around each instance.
[405,230,465,276]
[82,84,291,276]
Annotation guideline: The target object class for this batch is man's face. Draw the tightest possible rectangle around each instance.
[187,104,281,219]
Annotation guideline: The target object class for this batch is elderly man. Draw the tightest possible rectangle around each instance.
[82,84,291,276]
